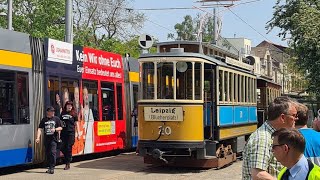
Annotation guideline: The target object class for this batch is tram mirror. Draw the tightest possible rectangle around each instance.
[176,62,188,72]
[157,62,163,68]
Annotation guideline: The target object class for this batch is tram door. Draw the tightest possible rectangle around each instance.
[204,66,215,140]
[131,84,139,147]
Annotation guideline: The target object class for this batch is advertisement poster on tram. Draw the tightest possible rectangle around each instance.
[45,39,126,155]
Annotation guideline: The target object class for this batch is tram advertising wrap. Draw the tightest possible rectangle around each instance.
[45,39,126,155]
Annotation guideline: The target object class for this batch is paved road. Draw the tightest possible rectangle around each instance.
[1,153,242,180]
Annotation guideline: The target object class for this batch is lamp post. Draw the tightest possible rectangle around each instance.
[7,0,12,30]
[65,0,73,43]
[0,0,13,30]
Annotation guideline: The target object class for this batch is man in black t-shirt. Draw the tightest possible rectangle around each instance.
[36,106,62,174]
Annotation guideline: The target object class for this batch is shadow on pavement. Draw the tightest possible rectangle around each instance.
[75,153,206,174]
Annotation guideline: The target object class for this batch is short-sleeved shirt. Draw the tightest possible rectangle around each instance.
[38,116,62,142]
[242,121,283,180]
[60,111,78,134]
[299,128,320,166]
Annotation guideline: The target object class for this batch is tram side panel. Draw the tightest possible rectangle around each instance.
[44,39,127,156]
[214,67,258,154]
[0,29,34,168]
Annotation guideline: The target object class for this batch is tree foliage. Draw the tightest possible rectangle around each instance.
[73,0,145,48]
[0,0,146,58]
[267,0,320,95]
[168,14,214,42]
[0,0,65,40]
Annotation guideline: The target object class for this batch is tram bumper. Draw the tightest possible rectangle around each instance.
[138,140,205,159]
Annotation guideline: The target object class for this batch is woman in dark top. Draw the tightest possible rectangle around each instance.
[60,101,79,170]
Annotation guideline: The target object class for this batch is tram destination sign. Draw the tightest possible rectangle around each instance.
[144,107,183,121]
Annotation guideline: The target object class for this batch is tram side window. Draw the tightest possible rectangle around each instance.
[157,62,174,99]
[194,63,202,100]
[224,71,228,102]
[61,79,76,106]
[48,77,61,116]
[176,62,192,100]
[229,72,233,103]
[17,73,29,124]
[117,83,123,120]
[0,71,29,125]
[142,62,154,99]
[60,79,80,116]
[219,70,223,102]
[101,82,115,121]
[83,80,99,121]
[234,73,238,102]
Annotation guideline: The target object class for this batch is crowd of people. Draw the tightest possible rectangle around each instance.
[242,96,320,180]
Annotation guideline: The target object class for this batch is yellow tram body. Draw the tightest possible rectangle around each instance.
[138,105,203,142]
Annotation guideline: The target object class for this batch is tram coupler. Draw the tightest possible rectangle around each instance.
[151,149,168,164]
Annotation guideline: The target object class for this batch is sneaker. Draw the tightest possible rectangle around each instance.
[46,169,54,174]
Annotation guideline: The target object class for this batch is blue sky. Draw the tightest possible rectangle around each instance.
[132,0,286,47]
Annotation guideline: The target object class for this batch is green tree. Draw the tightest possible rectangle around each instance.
[0,0,146,57]
[0,0,65,40]
[73,0,145,48]
[267,0,319,94]
[168,14,214,42]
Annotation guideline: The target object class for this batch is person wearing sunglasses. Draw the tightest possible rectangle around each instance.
[295,103,320,166]
[271,128,320,180]
[242,96,298,180]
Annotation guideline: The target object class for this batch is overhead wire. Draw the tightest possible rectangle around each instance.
[216,1,273,42]
[81,0,273,43]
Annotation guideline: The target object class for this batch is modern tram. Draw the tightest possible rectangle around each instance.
[0,29,139,168]
[137,48,258,168]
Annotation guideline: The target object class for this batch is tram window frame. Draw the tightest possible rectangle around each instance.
[157,62,174,99]
[238,75,241,103]
[141,62,155,99]
[83,80,100,121]
[218,70,223,102]
[101,81,116,121]
[61,78,79,109]
[176,62,193,100]
[224,71,229,102]
[248,77,251,103]
[0,71,30,125]
[244,76,247,103]
[194,62,202,100]
[234,73,238,103]
[48,77,61,116]
[116,83,123,120]
[229,72,233,103]
[204,70,212,102]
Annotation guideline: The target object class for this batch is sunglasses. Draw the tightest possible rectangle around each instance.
[284,113,298,118]
[272,144,285,149]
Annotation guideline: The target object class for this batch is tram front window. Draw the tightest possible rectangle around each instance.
[176,62,192,100]
[157,62,174,99]
[142,62,154,99]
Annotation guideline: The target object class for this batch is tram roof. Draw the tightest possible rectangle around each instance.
[0,28,31,54]
[139,51,255,75]
[257,76,281,85]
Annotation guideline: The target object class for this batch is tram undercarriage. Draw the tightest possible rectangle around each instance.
[139,140,237,168]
